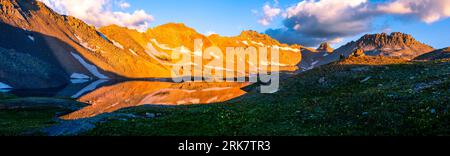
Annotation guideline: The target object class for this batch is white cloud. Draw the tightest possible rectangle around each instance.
[329,37,344,45]
[117,1,131,9]
[38,0,154,32]
[284,0,371,38]
[263,0,450,46]
[377,1,413,14]
[377,0,450,24]
[266,0,372,46]
[258,4,281,26]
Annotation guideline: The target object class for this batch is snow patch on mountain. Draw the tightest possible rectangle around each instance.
[311,60,320,66]
[149,40,194,57]
[251,41,265,47]
[144,43,187,66]
[75,35,96,51]
[28,35,35,42]
[146,43,171,59]
[129,49,138,56]
[0,82,12,89]
[70,73,90,79]
[111,40,124,49]
[70,52,109,79]
[304,66,314,71]
[150,39,174,51]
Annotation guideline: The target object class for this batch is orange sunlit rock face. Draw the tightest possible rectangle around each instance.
[61,81,250,120]
[99,23,302,78]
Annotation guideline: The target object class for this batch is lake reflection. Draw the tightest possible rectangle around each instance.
[60,81,250,120]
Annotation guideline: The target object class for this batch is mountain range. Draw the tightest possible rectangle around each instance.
[300,32,442,71]
[0,0,448,89]
[0,0,302,89]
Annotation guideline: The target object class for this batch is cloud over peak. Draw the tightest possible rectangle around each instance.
[284,0,372,38]
[261,0,450,47]
[258,4,281,26]
[39,0,154,32]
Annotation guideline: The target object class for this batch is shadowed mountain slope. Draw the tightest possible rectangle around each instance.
[415,47,450,61]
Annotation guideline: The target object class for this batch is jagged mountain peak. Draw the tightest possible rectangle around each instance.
[300,32,437,71]
[317,42,333,52]
[144,22,213,50]
[239,30,263,38]
[334,32,435,59]
[358,32,425,48]
[1,0,43,26]
[155,22,190,28]
[1,0,41,12]
[148,22,198,34]
[238,30,275,43]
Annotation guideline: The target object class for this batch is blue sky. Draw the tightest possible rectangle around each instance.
[105,0,450,49]
[122,0,301,34]
[122,0,277,36]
